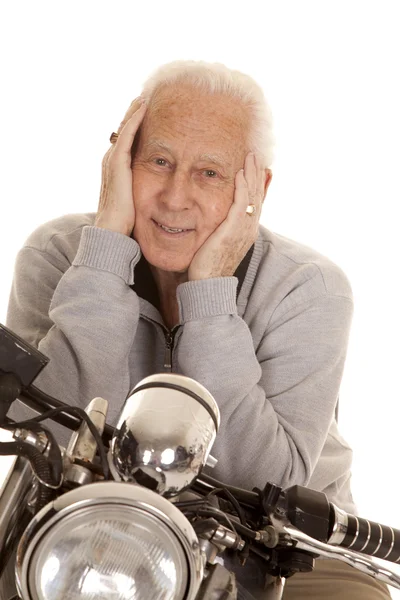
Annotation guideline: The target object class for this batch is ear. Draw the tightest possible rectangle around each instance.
[262,169,273,203]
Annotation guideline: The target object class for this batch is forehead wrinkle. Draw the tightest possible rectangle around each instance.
[143,138,230,169]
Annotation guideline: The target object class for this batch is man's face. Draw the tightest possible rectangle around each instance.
[131,84,251,273]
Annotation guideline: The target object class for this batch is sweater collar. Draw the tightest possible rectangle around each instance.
[131,244,255,311]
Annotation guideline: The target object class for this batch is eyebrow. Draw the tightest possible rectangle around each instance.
[143,139,228,169]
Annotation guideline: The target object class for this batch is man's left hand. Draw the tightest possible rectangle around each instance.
[188,152,267,281]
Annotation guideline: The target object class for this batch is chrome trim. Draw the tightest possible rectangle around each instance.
[16,481,204,600]
[127,374,221,429]
[328,504,349,546]
[371,523,383,556]
[65,397,108,487]
[358,519,371,553]
[269,510,400,591]
[285,524,400,590]
[0,456,33,575]
[66,397,108,462]
[205,454,218,469]
[347,515,359,548]
[382,527,395,560]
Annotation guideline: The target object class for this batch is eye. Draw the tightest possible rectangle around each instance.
[154,158,168,167]
[204,170,218,178]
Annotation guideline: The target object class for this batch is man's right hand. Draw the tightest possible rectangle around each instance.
[95,97,147,237]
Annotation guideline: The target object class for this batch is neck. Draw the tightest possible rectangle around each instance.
[150,266,188,329]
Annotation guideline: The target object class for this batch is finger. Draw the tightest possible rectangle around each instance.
[248,153,264,209]
[103,99,142,164]
[254,154,266,200]
[244,152,257,197]
[231,169,251,216]
[98,99,145,211]
[236,167,263,219]
[99,145,115,209]
[113,102,147,160]
[117,97,145,135]
[100,145,115,193]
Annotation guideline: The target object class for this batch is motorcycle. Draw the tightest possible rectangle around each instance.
[0,322,400,600]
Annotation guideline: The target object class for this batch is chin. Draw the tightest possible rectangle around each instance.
[142,248,191,274]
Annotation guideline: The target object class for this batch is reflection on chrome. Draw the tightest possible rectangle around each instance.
[111,374,221,497]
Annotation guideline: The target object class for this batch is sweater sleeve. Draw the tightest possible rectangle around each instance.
[176,277,354,492]
[6,226,142,432]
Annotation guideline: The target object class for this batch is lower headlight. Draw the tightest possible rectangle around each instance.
[16,482,203,600]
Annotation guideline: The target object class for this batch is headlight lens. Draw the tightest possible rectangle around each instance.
[32,505,187,600]
[16,482,203,600]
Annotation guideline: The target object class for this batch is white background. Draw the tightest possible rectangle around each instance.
[1,0,399,595]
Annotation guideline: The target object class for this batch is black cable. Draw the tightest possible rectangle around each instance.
[196,473,260,507]
[0,441,54,509]
[2,418,63,485]
[203,486,248,526]
[132,382,219,431]
[73,457,103,476]
[192,517,221,536]
[232,521,260,541]
[12,406,110,480]
[175,499,210,508]
[29,385,116,442]
[19,386,115,443]
[35,406,109,480]
[180,502,263,542]
[177,500,241,535]
[221,488,247,525]
[0,372,21,425]
[182,506,238,535]
[18,389,83,431]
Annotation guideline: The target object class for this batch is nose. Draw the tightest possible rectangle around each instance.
[160,170,193,212]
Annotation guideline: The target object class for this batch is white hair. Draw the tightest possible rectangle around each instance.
[140,60,275,169]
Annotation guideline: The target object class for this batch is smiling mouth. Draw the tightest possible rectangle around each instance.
[153,219,194,234]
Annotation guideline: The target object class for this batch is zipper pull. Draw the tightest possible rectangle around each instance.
[164,331,173,370]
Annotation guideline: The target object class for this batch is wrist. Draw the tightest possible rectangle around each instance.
[95,216,133,237]
[188,268,234,281]
[177,277,238,321]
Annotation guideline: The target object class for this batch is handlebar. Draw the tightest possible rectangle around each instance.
[329,504,400,563]
[276,483,400,566]
[284,524,400,590]
[4,380,400,566]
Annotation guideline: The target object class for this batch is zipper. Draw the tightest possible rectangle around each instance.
[140,314,181,371]
[163,325,180,371]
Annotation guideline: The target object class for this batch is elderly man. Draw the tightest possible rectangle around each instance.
[6,60,390,599]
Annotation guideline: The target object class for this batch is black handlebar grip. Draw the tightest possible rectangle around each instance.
[330,506,400,564]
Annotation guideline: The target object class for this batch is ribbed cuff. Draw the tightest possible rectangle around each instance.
[177,277,238,322]
[72,226,141,285]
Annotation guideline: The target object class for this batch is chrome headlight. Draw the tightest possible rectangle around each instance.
[16,482,203,600]
[110,374,220,497]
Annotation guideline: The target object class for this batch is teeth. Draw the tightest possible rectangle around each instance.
[158,222,186,233]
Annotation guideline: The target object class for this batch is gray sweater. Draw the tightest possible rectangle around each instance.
[6,212,356,514]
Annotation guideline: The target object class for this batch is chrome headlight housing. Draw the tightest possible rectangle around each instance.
[16,482,203,600]
[111,374,220,497]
